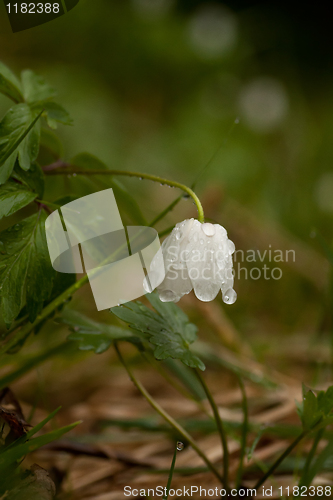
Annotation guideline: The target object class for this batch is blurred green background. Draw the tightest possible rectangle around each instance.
[1,0,332,375]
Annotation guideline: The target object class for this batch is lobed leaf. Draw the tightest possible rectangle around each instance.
[0,62,23,103]
[21,70,56,104]
[42,102,73,129]
[0,180,37,219]
[298,384,333,430]
[111,293,205,370]
[0,211,55,325]
[59,309,140,354]
[0,104,42,184]
[12,162,45,199]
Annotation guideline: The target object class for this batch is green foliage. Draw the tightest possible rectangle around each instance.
[0,212,54,325]
[59,309,140,353]
[0,105,41,183]
[111,293,205,371]
[0,406,80,496]
[0,62,23,103]
[71,152,147,224]
[0,180,37,219]
[297,385,333,431]
[0,62,73,328]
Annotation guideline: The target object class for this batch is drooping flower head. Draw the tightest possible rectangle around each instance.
[150,219,237,304]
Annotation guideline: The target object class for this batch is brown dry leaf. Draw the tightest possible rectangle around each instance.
[0,387,31,439]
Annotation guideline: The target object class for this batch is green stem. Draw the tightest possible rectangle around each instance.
[114,343,223,483]
[254,430,307,489]
[236,377,248,488]
[44,167,205,223]
[195,369,229,490]
[0,195,191,355]
[163,444,178,500]
[298,428,324,487]
[36,199,62,209]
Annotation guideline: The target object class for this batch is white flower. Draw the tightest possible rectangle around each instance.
[149,218,237,304]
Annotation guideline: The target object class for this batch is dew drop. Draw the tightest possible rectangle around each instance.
[176,231,182,240]
[177,441,184,451]
[202,223,215,236]
[159,289,177,302]
[200,239,204,244]
[222,288,237,305]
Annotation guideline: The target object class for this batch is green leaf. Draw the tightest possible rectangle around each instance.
[0,62,23,103]
[59,309,139,354]
[12,162,45,199]
[0,211,54,325]
[0,421,80,470]
[303,437,333,486]
[21,70,56,104]
[111,293,205,370]
[43,102,73,129]
[71,153,147,225]
[302,388,319,429]
[297,385,333,431]
[0,104,42,184]
[0,180,37,219]
[39,128,63,159]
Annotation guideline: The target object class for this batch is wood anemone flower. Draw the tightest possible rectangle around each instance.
[149,219,237,304]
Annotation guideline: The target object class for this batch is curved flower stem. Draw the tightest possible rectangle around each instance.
[114,343,223,483]
[0,196,193,354]
[236,376,248,489]
[253,430,307,489]
[44,166,205,223]
[194,369,230,491]
[164,444,178,500]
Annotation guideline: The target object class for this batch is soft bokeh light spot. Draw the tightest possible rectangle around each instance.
[187,3,238,59]
[132,0,174,19]
[315,172,333,214]
[238,77,289,132]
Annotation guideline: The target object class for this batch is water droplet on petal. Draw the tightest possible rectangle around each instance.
[202,223,216,236]
[222,288,237,304]
[159,289,177,302]
[227,240,235,254]
[176,231,182,240]
[177,441,184,451]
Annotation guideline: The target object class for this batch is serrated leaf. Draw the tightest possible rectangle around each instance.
[0,104,42,184]
[71,153,147,225]
[21,70,56,104]
[0,180,37,219]
[12,162,45,199]
[111,293,205,370]
[59,309,140,354]
[42,102,73,129]
[0,211,54,325]
[0,62,23,103]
